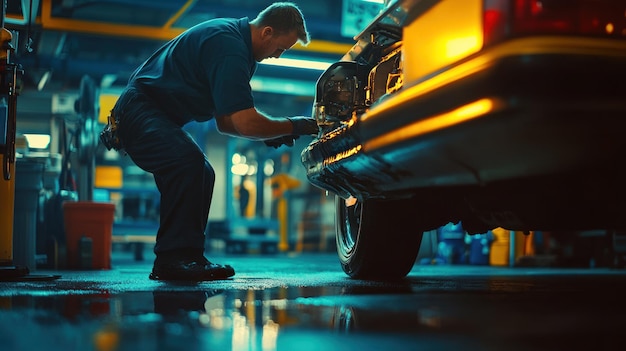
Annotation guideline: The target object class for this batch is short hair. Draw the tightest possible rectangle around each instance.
[252,2,310,45]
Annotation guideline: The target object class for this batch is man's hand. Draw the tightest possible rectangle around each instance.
[264,135,300,148]
[287,117,318,136]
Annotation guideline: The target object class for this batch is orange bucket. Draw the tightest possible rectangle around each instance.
[63,201,115,269]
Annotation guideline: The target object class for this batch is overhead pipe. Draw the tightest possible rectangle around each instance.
[37,0,351,55]
[162,0,196,29]
[40,0,184,42]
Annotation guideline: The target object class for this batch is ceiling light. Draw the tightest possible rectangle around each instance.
[260,57,333,71]
[250,77,315,96]
[23,134,51,149]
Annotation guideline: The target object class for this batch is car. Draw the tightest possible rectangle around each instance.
[300,0,626,279]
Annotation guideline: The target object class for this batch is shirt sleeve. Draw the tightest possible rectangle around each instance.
[209,54,255,117]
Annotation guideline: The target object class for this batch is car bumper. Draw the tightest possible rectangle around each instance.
[302,37,626,199]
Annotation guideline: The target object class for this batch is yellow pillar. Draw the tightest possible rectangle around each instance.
[489,228,534,266]
[270,173,301,252]
[0,155,15,264]
[277,197,288,252]
[1,25,16,265]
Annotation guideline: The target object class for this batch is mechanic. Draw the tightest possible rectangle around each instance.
[101,2,318,281]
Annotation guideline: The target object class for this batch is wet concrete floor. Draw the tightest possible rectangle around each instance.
[1,251,625,351]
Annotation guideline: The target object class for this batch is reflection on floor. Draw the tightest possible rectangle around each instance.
[1,251,626,351]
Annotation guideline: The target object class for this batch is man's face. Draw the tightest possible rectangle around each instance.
[255,27,299,62]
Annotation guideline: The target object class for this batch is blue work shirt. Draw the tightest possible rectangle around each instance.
[129,17,257,124]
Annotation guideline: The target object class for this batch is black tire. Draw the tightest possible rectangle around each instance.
[336,196,423,279]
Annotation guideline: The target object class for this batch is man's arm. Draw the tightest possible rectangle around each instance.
[215,107,316,140]
[215,107,292,140]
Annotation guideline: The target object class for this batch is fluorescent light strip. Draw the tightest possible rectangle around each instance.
[260,57,333,71]
[250,77,315,96]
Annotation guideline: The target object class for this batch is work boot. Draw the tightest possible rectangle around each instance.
[149,249,235,281]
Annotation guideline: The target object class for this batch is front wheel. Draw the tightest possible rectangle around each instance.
[336,196,424,280]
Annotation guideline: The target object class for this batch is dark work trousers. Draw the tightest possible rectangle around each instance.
[114,86,215,255]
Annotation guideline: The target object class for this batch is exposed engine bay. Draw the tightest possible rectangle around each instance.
[312,30,403,133]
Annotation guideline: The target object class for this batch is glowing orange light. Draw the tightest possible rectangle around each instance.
[323,145,362,167]
[606,23,614,34]
[345,196,358,207]
[364,98,500,151]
